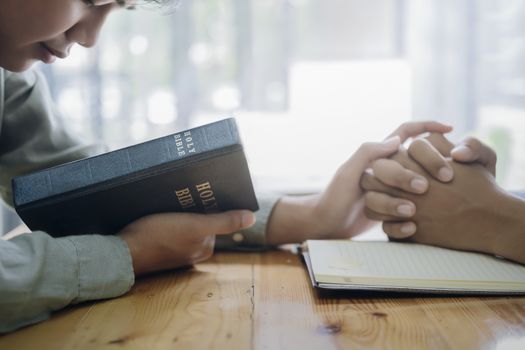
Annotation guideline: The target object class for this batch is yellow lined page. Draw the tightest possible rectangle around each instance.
[307,240,525,290]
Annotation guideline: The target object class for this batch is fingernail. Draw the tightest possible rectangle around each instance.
[397,204,415,217]
[401,222,416,236]
[451,145,472,158]
[438,167,453,181]
[410,177,428,193]
[241,211,256,228]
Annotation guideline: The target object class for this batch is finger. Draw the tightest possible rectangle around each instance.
[382,221,417,239]
[389,145,421,171]
[364,207,401,222]
[360,172,406,198]
[182,210,256,236]
[365,191,416,218]
[408,138,454,182]
[341,136,401,182]
[423,133,454,156]
[451,137,497,175]
[360,171,392,192]
[386,121,453,143]
[371,158,429,194]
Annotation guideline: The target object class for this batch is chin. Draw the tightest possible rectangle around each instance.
[0,57,37,73]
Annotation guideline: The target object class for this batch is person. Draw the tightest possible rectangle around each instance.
[360,133,525,265]
[0,0,456,333]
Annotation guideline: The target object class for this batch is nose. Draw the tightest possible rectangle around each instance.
[66,6,114,48]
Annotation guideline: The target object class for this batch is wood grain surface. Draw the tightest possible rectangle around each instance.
[1,249,524,350]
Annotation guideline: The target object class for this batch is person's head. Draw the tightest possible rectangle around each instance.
[0,0,172,72]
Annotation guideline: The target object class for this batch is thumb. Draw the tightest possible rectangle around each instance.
[323,136,401,214]
[192,210,256,236]
[450,137,497,175]
[345,136,401,179]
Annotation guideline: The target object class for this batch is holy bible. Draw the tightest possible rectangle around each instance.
[12,118,259,237]
[303,240,525,295]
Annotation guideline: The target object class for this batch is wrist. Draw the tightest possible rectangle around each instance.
[265,194,319,245]
[490,191,525,264]
[119,233,148,276]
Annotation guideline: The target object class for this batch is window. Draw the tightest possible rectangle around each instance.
[3,0,524,232]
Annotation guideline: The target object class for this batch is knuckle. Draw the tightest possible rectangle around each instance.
[408,138,426,153]
[364,191,377,206]
[371,159,386,173]
[225,213,243,232]
[389,150,404,163]
[371,158,384,167]
[392,170,409,188]
[409,139,445,171]
[360,172,374,190]
[364,207,382,220]
[388,199,403,216]
[366,191,397,216]
[428,159,446,173]
[465,137,482,150]
[425,132,446,143]
[396,123,411,137]
[235,213,245,231]
[358,141,376,153]
[372,159,405,188]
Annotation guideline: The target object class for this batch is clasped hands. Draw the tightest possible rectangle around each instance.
[360,127,525,264]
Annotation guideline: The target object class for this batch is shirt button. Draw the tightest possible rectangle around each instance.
[232,232,244,242]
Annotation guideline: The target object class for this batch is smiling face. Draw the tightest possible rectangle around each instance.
[0,0,130,72]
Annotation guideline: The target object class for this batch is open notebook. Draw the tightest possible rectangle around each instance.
[303,240,525,294]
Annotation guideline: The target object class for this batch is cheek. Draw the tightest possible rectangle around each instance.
[15,2,85,44]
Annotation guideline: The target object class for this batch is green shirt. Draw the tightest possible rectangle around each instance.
[0,68,279,333]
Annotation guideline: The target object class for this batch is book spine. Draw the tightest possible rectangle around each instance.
[13,118,240,207]
[17,150,259,236]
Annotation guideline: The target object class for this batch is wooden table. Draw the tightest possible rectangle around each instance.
[1,249,524,350]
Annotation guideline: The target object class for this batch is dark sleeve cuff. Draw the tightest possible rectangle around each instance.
[215,192,281,251]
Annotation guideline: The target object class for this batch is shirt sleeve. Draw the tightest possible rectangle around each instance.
[215,192,281,250]
[0,232,134,334]
[0,69,104,207]
[0,69,127,333]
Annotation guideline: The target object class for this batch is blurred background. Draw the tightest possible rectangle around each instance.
[2,0,525,232]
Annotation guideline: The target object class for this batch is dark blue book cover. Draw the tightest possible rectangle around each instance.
[12,118,259,237]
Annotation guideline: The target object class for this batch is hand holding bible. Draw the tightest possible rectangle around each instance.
[119,210,255,276]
